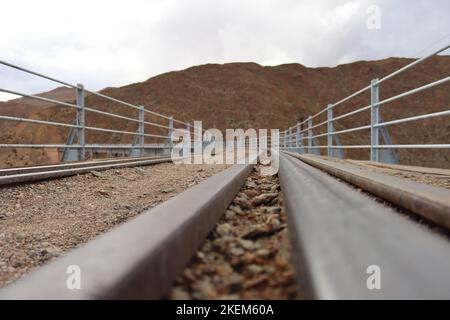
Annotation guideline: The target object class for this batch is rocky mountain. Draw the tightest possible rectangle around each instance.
[0,56,449,168]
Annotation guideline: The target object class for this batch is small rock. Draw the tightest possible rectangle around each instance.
[98,190,110,196]
[270,218,281,228]
[246,181,257,188]
[134,168,146,175]
[196,251,206,261]
[90,170,104,178]
[233,197,252,209]
[263,265,276,274]
[171,287,190,300]
[251,193,278,207]
[247,264,263,274]
[256,248,271,257]
[162,188,175,194]
[216,223,233,236]
[230,205,245,216]
[239,239,255,251]
[266,206,282,215]
[270,184,280,193]
[224,210,236,220]
[215,264,233,277]
[243,189,259,198]
[218,294,240,300]
[230,247,245,256]
[192,280,217,299]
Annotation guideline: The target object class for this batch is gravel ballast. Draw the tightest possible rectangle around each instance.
[170,166,298,300]
[0,162,227,287]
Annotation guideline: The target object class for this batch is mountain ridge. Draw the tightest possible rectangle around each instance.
[0,56,449,168]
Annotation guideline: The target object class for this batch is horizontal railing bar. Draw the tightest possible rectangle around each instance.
[282,42,450,134]
[0,115,79,129]
[84,107,139,123]
[378,43,450,84]
[332,84,371,109]
[310,107,328,121]
[333,105,371,122]
[375,109,450,128]
[283,144,450,149]
[84,89,142,111]
[331,124,371,135]
[310,119,328,130]
[84,126,168,138]
[0,144,79,148]
[378,77,450,107]
[0,88,79,109]
[0,60,77,88]
[375,144,450,149]
[84,90,184,126]
[0,144,173,149]
[144,121,171,130]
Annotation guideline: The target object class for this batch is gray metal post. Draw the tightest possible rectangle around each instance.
[76,84,85,161]
[307,116,312,153]
[370,79,380,162]
[296,124,300,151]
[138,105,144,157]
[168,116,174,148]
[327,104,333,157]
[288,128,292,150]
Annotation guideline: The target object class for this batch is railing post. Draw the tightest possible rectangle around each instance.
[307,116,312,153]
[288,128,292,150]
[168,116,174,148]
[370,78,380,162]
[327,103,333,157]
[76,83,85,161]
[138,105,144,157]
[296,124,300,151]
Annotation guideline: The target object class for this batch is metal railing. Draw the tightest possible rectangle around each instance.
[280,43,450,163]
[0,60,200,162]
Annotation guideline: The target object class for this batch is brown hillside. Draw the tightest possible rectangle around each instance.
[0,56,449,168]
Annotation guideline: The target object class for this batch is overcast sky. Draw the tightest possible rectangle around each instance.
[0,0,449,101]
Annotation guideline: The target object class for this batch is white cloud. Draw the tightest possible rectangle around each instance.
[0,0,449,101]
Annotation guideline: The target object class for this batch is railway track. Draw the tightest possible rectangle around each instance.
[279,151,450,299]
[0,155,173,186]
[1,152,450,299]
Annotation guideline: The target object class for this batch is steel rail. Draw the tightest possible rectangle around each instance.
[0,155,171,177]
[0,157,175,186]
[279,152,450,299]
[0,162,253,299]
[287,152,450,229]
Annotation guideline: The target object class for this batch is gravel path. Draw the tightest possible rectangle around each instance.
[0,163,227,287]
[318,156,450,189]
[170,167,298,300]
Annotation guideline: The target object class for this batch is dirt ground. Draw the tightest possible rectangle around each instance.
[315,155,450,189]
[0,162,227,287]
